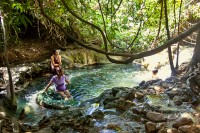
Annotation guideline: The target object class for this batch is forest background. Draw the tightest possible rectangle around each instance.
[1,0,200,107]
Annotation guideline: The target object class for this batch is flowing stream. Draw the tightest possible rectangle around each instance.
[16,63,143,123]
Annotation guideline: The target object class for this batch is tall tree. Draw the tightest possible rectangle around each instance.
[187,29,200,70]
[0,1,17,109]
[163,0,176,75]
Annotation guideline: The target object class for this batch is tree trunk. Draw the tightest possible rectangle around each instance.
[163,0,176,76]
[0,11,17,109]
[188,29,200,68]
[181,29,200,81]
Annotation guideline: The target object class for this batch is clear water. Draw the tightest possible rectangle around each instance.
[68,64,141,101]
[16,63,142,123]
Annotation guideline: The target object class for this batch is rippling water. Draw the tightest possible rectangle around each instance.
[68,64,141,101]
[16,63,142,123]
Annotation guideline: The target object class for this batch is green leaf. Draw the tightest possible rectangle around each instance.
[19,15,27,28]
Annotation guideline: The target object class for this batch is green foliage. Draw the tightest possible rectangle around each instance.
[56,0,179,52]
[1,0,198,52]
[0,0,32,44]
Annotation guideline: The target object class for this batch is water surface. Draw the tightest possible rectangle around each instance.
[16,63,141,123]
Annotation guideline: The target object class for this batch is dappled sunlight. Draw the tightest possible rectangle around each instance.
[136,46,194,82]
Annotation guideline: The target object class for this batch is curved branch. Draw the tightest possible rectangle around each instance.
[37,0,108,55]
[36,0,200,63]
[36,0,135,64]
[111,0,123,18]
[98,0,125,51]
[151,0,163,48]
[60,0,135,63]
[106,56,134,64]
[129,20,142,49]
[135,21,200,58]
[60,0,108,52]
[129,0,146,48]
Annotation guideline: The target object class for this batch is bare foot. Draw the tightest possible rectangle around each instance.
[68,96,73,99]
[64,97,68,100]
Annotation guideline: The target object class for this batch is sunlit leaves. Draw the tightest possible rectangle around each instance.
[19,0,198,53]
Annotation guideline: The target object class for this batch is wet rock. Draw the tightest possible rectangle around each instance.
[103,97,118,107]
[51,122,60,132]
[153,85,165,94]
[157,128,178,133]
[0,112,7,119]
[160,81,171,89]
[115,98,126,109]
[165,89,179,99]
[157,128,167,133]
[173,96,183,105]
[38,116,50,128]
[112,87,130,97]
[145,121,156,133]
[122,109,143,122]
[146,111,166,122]
[139,79,161,89]
[124,89,137,100]
[135,91,144,99]
[156,122,167,130]
[132,106,146,115]
[115,99,135,111]
[106,123,122,131]
[91,110,104,119]
[181,95,191,102]
[80,116,94,128]
[103,109,119,116]
[165,76,179,84]
[31,65,43,77]
[178,125,200,133]
[172,116,193,128]
[104,102,117,109]
[19,123,39,132]
[187,66,200,94]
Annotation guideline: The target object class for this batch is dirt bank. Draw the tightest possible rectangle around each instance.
[0,39,61,67]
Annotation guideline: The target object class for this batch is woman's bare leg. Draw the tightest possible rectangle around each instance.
[64,90,71,98]
[57,91,68,100]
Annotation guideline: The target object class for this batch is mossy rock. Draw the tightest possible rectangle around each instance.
[36,88,80,110]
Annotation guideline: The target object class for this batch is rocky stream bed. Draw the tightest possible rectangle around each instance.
[0,45,200,133]
[0,61,200,133]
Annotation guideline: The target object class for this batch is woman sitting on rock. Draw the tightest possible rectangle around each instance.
[44,69,72,100]
[51,49,62,74]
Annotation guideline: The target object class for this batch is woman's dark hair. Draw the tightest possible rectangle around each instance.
[57,68,63,75]
[152,69,158,75]
[53,49,57,55]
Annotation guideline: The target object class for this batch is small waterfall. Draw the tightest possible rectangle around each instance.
[85,103,99,115]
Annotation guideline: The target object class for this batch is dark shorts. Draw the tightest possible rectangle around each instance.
[56,86,67,92]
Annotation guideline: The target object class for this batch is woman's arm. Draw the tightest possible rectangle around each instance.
[58,55,62,65]
[51,56,59,67]
[65,76,70,84]
[44,81,53,92]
